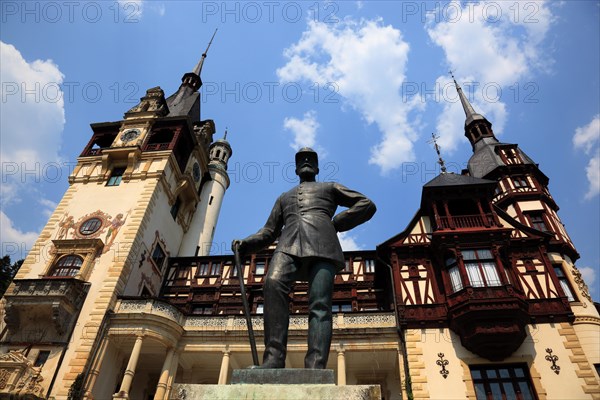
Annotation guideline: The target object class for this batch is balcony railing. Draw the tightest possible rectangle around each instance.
[81,147,105,157]
[4,279,89,336]
[144,142,171,151]
[437,213,495,230]
[114,298,396,331]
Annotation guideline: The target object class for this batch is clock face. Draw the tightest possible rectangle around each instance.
[193,162,201,182]
[121,129,140,143]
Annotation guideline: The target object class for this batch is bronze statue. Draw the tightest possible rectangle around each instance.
[232,148,376,369]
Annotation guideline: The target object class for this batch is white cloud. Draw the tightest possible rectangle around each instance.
[338,231,363,251]
[426,0,553,151]
[117,0,164,18]
[433,75,507,152]
[118,0,144,17]
[0,42,64,256]
[277,18,421,173]
[579,266,597,293]
[1,42,65,209]
[573,115,600,199]
[573,114,600,154]
[0,42,65,170]
[0,211,39,254]
[583,151,600,200]
[39,198,59,218]
[283,110,320,151]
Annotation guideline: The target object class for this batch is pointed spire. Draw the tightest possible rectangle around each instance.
[223,127,228,141]
[428,133,447,174]
[168,30,219,116]
[193,28,218,77]
[448,70,497,153]
[450,70,485,126]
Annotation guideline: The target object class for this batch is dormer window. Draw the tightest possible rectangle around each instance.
[512,176,529,188]
[499,147,523,165]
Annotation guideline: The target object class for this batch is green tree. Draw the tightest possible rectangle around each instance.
[0,255,24,297]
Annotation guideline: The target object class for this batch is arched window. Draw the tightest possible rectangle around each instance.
[49,255,83,277]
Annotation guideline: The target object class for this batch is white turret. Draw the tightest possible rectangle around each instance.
[179,131,232,256]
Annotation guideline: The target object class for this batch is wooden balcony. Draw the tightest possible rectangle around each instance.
[436,213,496,230]
[447,285,529,360]
[144,142,171,151]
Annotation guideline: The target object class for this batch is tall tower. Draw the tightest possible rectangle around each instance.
[179,131,232,256]
[452,76,578,258]
[453,76,598,363]
[0,36,230,398]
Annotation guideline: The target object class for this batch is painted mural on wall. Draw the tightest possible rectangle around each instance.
[55,214,75,240]
[103,213,128,252]
[54,210,130,254]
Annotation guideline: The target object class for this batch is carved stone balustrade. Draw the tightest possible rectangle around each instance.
[3,279,89,338]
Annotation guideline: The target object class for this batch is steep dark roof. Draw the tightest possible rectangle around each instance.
[467,139,537,178]
[423,173,496,188]
[166,91,200,121]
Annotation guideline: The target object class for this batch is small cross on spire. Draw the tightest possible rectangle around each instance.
[449,69,458,86]
[428,133,447,174]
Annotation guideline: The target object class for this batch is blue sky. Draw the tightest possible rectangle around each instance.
[1,1,599,299]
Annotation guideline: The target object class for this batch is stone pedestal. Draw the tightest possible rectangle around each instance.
[231,368,335,384]
[171,383,381,400]
[171,369,381,400]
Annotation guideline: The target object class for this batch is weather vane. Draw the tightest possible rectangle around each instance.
[428,133,447,174]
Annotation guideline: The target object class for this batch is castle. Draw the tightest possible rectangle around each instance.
[1,52,599,400]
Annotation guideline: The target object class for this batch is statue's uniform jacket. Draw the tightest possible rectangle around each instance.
[243,181,376,274]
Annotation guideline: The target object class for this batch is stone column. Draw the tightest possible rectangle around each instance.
[218,351,231,385]
[164,351,180,400]
[337,349,346,386]
[153,347,175,400]
[113,334,144,399]
[84,336,110,400]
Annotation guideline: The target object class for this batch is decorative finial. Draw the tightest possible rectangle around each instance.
[194,28,218,76]
[428,133,447,174]
[449,69,459,87]
[224,127,228,141]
